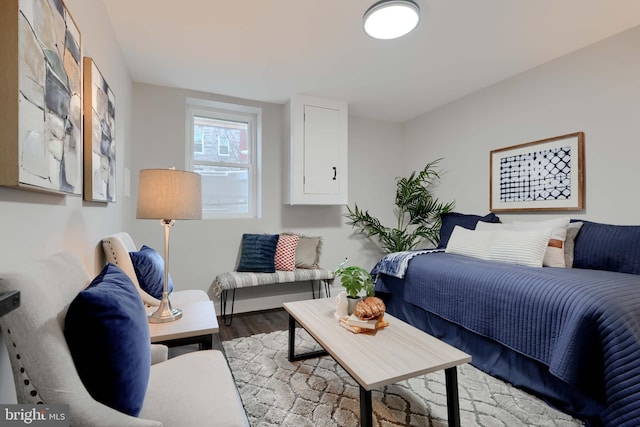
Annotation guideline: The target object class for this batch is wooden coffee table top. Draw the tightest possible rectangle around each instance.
[284,298,471,390]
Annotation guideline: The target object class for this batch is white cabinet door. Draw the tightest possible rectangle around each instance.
[284,95,347,205]
[303,104,341,195]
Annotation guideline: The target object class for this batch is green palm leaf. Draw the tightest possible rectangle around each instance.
[344,159,455,253]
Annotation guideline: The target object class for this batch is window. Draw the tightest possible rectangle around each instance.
[186,99,261,218]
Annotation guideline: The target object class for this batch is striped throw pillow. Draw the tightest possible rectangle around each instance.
[489,229,552,268]
[445,226,495,260]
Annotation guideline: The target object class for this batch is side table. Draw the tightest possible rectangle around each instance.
[147,300,218,350]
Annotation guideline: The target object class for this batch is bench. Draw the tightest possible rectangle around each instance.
[214,269,334,325]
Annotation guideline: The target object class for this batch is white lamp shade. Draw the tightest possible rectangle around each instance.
[136,169,202,220]
[364,0,420,40]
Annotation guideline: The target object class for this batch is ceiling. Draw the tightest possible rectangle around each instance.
[101,0,640,123]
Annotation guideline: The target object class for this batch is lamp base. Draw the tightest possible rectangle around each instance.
[148,296,183,323]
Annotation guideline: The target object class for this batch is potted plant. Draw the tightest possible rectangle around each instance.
[334,259,374,314]
[344,159,455,253]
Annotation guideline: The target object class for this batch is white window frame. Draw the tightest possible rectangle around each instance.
[185,98,262,219]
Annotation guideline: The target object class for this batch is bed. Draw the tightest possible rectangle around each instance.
[372,216,640,427]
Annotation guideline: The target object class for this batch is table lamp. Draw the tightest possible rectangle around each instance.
[136,168,202,323]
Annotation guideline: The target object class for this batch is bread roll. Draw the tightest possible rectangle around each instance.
[353,297,386,320]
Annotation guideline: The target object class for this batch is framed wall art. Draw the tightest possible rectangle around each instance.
[0,0,83,195]
[83,56,116,202]
[490,132,585,212]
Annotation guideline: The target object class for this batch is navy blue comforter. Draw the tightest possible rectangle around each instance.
[375,252,640,426]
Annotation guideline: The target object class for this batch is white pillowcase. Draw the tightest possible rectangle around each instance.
[474,222,512,231]
[446,225,552,268]
[445,226,495,260]
[512,218,570,268]
[488,228,553,268]
[476,218,570,267]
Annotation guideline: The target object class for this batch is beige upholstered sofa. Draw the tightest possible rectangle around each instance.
[0,252,248,427]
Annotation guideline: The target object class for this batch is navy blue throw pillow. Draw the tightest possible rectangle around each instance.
[129,245,174,298]
[64,264,151,416]
[437,212,501,249]
[237,234,279,273]
[572,220,640,275]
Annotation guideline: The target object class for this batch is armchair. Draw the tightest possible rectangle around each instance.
[102,232,209,307]
[0,252,248,426]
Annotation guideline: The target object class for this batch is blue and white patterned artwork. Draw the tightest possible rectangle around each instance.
[499,146,572,202]
[490,132,584,212]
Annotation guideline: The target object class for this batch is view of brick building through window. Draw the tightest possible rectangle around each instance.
[189,111,256,217]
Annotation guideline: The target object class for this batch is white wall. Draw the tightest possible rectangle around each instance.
[0,0,134,403]
[130,84,402,313]
[403,26,640,225]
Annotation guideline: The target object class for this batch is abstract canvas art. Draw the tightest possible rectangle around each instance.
[83,57,116,202]
[490,132,584,212]
[0,0,82,195]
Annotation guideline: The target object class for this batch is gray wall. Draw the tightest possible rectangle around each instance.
[130,84,403,313]
[403,26,640,225]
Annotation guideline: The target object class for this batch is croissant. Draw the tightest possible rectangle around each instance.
[353,297,386,320]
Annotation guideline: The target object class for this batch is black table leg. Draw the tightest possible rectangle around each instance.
[287,314,328,362]
[288,314,296,362]
[360,386,372,427]
[445,367,461,427]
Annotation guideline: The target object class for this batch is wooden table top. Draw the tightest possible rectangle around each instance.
[284,298,471,390]
[147,300,219,343]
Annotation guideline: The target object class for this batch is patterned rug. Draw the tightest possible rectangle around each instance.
[223,329,584,427]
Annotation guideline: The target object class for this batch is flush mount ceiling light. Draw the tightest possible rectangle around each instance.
[363,0,420,40]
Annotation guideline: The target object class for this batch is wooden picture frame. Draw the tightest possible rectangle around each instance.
[490,132,585,212]
[83,57,116,202]
[0,0,82,195]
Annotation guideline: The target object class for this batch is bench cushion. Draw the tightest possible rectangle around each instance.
[214,269,334,294]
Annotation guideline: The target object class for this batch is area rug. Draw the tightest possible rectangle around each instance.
[223,329,584,427]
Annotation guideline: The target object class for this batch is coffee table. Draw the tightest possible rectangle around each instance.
[147,300,219,349]
[283,298,471,427]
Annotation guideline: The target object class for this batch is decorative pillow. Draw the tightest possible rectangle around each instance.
[488,228,553,268]
[512,218,570,268]
[445,226,496,260]
[437,212,500,249]
[283,233,323,269]
[572,221,640,275]
[446,225,551,268]
[564,221,583,268]
[477,218,570,268]
[129,245,174,298]
[237,233,279,273]
[64,264,150,417]
[274,234,300,271]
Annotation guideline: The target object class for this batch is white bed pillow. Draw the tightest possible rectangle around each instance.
[445,226,495,260]
[476,218,570,267]
[475,222,513,231]
[512,218,570,268]
[446,225,552,268]
[488,228,553,268]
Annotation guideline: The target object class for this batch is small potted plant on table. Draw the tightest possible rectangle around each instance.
[334,259,374,315]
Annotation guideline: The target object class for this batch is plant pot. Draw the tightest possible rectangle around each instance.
[347,296,362,315]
